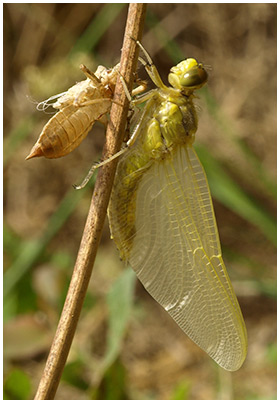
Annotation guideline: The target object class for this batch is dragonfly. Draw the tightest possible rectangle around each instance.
[26,41,247,371]
[107,41,247,371]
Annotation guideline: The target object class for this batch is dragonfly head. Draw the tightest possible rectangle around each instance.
[168,58,208,92]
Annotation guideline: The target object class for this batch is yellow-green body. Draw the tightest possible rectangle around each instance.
[109,88,197,261]
[108,47,247,371]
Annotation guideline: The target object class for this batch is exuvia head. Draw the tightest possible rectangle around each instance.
[168,58,208,92]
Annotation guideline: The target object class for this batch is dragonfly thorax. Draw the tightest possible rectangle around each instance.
[168,58,208,92]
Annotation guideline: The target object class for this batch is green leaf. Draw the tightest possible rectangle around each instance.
[69,4,125,57]
[4,368,32,400]
[4,116,36,167]
[3,181,91,299]
[171,380,191,400]
[195,144,276,246]
[103,268,136,370]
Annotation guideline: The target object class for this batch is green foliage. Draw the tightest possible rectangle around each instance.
[3,181,91,301]
[62,360,89,391]
[69,4,125,58]
[104,268,136,369]
[195,144,276,245]
[171,380,191,400]
[4,368,32,400]
[266,342,277,365]
[4,117,36,167]
[93,359,128,400]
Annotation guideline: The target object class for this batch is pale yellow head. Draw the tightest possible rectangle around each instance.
[168,58,208,91]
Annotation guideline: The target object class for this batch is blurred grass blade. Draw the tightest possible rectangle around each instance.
[195,144,276,246]
[223,246,277,298]
[3,182,92,299]
[3,368,32,400]
[102,268,136,370]
[146,8,185,62]
[4,116,36,167]
[202,87,277,200]
[69,4,125,57]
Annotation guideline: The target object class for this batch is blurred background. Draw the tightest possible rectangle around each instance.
[3,3,276,400]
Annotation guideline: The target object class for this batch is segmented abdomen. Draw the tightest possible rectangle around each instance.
[26,101,110,159]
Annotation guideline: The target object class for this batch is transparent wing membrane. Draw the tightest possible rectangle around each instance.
[128,146,247,371]
[107,41,247,370]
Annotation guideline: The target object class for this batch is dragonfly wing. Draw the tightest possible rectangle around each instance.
[128,145,247,371]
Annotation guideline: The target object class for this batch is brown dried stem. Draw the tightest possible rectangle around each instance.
[34,4,147,400]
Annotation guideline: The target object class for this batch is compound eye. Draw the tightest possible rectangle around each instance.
[180,66,208,88]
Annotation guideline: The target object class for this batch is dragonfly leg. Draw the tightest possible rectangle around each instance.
[131,80,148,97]
[75,43,162,190]
[74,97,154,190]
[131,38,167,89]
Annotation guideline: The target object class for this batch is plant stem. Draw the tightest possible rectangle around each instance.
[34,4,147,399]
